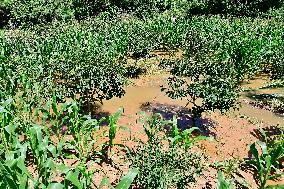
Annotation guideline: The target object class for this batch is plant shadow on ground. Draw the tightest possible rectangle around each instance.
[251,125,283,141]
[140,102,217,137]
[125,65,147,79]
[244,90,284,116]
[81,101,110,126]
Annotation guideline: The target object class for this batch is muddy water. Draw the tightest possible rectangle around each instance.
[101,76,284,125]
[102,86,187,115]
[237,104,284,125]
[240,77,284,125]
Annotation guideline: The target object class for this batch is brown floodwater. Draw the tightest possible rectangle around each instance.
[101,75,284,126]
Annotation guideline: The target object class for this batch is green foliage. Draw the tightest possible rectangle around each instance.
[0,83,136,188]
[0,0,10,28]
[216,171,234,189]
[1,1,284,188]
[186,0,284,17]
[161,16,284,122]
[10,0,75,26]
[213,159,252,188]
[247,128,284,189]
[129,113,205,189]
[99,169,138,189]
[4,0,108,27]
[168,116,208,149]
[0,21,128,103]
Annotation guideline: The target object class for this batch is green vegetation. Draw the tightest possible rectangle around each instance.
[248,127,284,188]
[127,114,205,188]
[1,0,284,188]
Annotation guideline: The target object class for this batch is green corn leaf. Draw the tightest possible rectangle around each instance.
[59,164,70,174]
[17,158,32,179]
[47,183,64,189]
[47,145,57,157]
[44,158,56,171]
[19,174,28,189]
[52,94,58,116]
[257,140,268,155]
[0,161,18,189]
[268,172,284,181]
[171,116,179,137]
[270,145,284,164]
[217,171,233,189]
[66,169,83,189]
[183,127,200,135]
[4,124,16,134]
[250,143,260,166]
[115,169,139,189]
[99,176,114,189]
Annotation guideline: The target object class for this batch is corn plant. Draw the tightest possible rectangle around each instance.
[26,124,62,187]
[0,98,17,153]
[0,146,33,189]
[216,171,234,189]
[138,112,167,145]
[68,115,102,164]
[99,168,138,189]
[64,165,95,189]
[248,138,284,188]
[99,108,127,162]
[168,116,208,149]
[213,159,252,188]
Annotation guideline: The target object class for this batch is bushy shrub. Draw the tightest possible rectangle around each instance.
[129,134,204,189]
[186,0,284,17]
[161,57,240,124]
[161,16,284,123]
[9,0,75,26]
[3,0,107,27]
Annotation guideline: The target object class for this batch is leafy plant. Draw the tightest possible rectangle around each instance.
[213,159,252,188]
[99,168,138,189]
[216,171,234,189]
[168,116,208,149]
[248,139,284,188]
[129,114,205,189]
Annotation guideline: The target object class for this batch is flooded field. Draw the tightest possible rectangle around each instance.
[99,74,284,187]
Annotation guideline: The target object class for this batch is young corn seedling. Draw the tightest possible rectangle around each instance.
[39,93,71,138]
[26,124,63,188]
[99,169,139,189]
[0,149,33,189]
[168,116,208,150]
[216,171,234,189]
[65,101,103,164]
[248,139,284,189]
[140,112,165,145]
[64,165,95,189]
[99,108,124,162]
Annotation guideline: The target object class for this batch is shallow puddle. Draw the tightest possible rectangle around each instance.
[102,85,186,115]
[102,75,284,126]
[236,103,284,125]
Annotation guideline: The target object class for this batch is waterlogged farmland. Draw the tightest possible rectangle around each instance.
[0,0,284,188]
